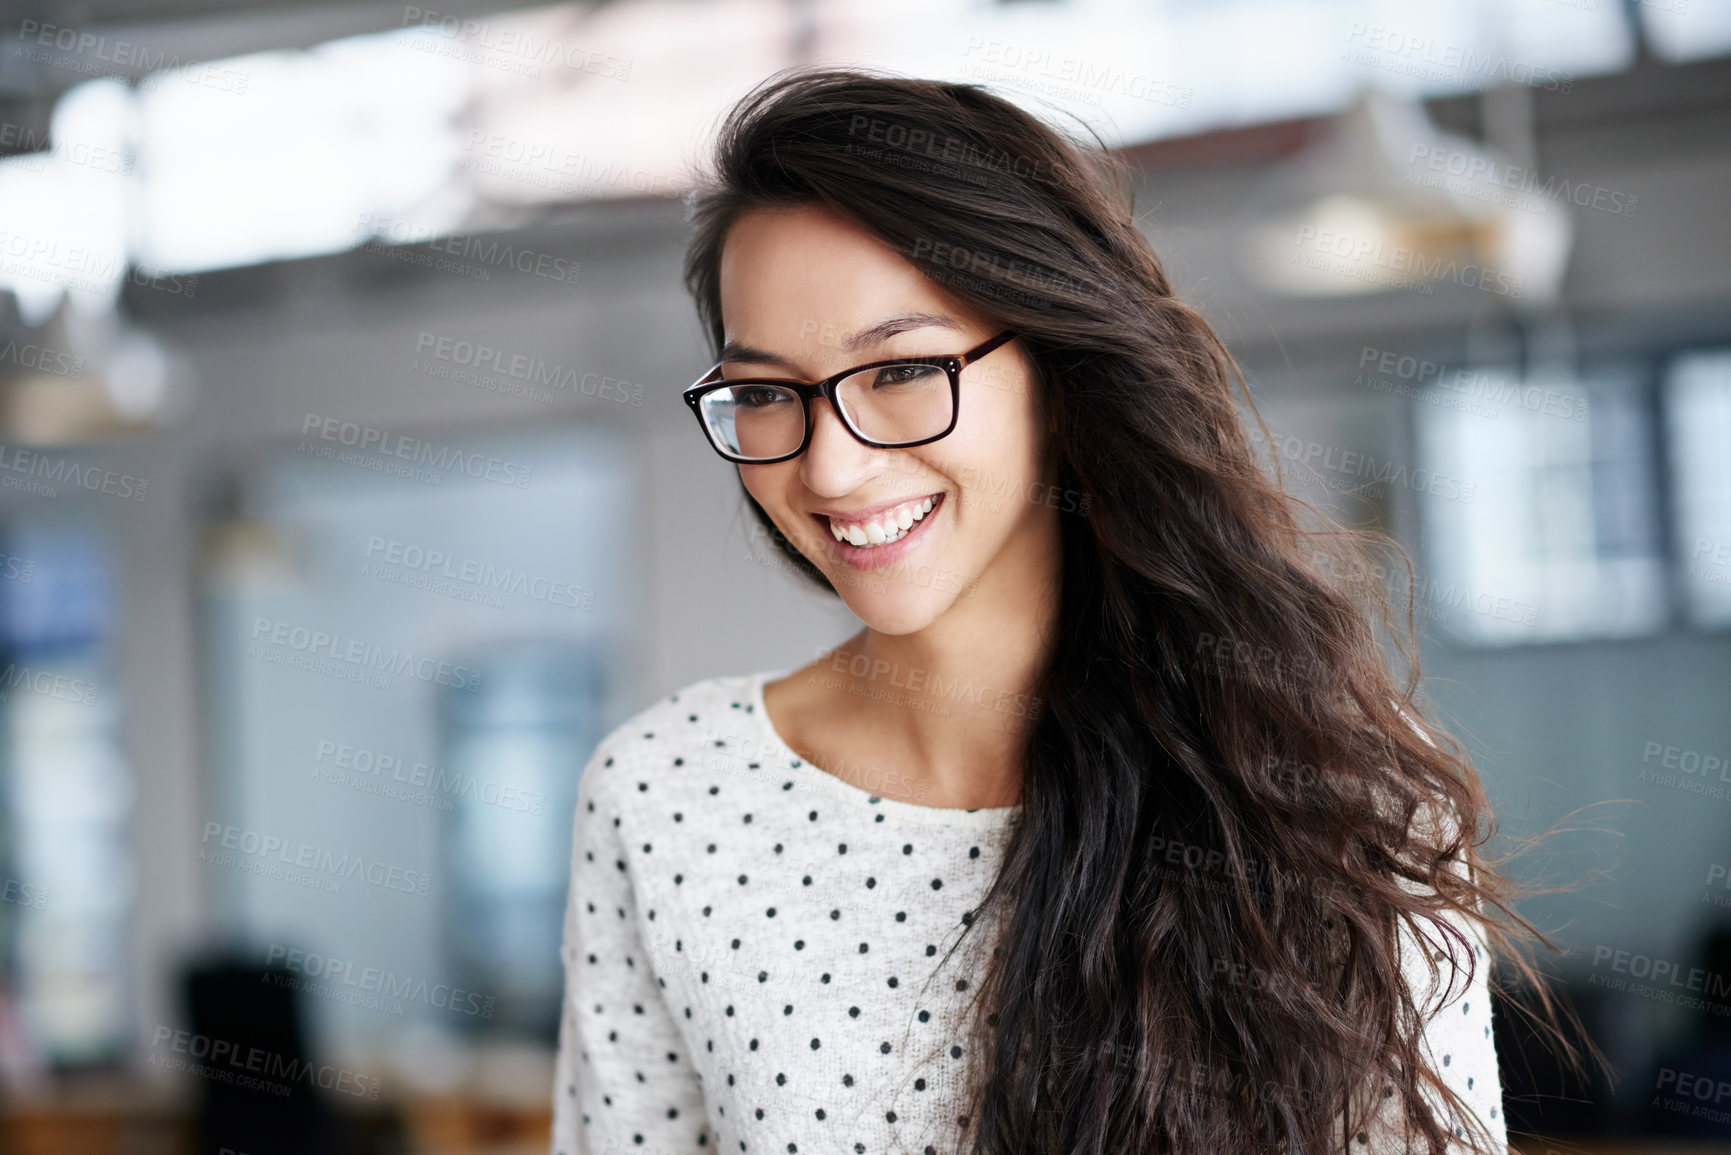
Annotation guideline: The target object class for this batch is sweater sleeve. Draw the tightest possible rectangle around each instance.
[1366,706,1507,1152]
[551,744,711,1155]
[1403,905,1508,1153]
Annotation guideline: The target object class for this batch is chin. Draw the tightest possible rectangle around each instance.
[834,586,953,636]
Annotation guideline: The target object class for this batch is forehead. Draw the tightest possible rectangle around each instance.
[716,204,974,366]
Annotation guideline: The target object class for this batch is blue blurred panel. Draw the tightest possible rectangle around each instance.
[438,642,599,1035]
[199,422,635,1053]
[1666,350,1731,627]
[0,518,130,1065]
[1414,370,1666,644]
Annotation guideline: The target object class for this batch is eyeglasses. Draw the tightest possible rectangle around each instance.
[681,330,1019,464]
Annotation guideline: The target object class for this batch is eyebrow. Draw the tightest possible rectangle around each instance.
[719,312,964,371]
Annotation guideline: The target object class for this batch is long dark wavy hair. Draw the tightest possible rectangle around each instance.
[681,66,1582,1155]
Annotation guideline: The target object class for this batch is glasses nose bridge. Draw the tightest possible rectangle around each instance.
[803,377,867,454]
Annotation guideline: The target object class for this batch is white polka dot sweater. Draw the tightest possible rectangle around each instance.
[551,671,1508,1155]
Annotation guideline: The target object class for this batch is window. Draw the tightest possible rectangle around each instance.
[197,423,636,1049]
[0,518,131,1064]
[1665,350,1731,628]
[1413,369,1665,644]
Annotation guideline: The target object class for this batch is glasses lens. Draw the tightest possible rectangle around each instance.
[835,362,953,445]
[700,383,805,460]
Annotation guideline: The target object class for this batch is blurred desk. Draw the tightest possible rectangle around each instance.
[1513,1145,1731,1154]
[1,1080,552,1155]
[400,1093,551,1155]
[1,1075,189,1155]
[8,1092,1716,1155]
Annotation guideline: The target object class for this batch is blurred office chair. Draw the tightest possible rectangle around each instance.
[181,955,352,1155]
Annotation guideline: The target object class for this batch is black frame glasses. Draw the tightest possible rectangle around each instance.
[681,330,1020,464]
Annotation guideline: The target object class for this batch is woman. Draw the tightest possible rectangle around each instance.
[552,67,1556,1155]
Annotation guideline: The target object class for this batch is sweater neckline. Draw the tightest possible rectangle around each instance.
[746,669,1022,831]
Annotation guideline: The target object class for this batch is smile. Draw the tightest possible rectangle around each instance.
[822,494,940,548]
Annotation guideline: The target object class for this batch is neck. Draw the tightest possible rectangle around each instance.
[823,533,1058,810]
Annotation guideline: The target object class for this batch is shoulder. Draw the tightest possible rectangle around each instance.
[1379,702,1493,1008]
[576,671,763,811]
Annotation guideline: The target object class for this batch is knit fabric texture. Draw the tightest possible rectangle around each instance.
[550,670,1507,1155]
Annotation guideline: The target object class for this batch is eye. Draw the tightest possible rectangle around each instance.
[871,364,940,388]
[737,386,791,407]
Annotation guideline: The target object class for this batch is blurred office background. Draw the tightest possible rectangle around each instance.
[0,0,1728,1151]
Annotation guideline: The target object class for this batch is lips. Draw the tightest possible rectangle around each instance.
[818,493,940,548]
[806,492,946,572]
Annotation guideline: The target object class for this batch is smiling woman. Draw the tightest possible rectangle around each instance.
[550,66,1577,1155]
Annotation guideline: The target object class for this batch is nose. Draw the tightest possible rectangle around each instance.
[799,391,883,495]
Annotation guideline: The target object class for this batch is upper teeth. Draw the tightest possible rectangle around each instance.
[827,495,936,546]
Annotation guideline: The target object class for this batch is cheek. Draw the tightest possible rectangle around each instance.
[739,466,791,533]
[739,463,787,509]
[742,464,830,554]
[955,380,1045,481]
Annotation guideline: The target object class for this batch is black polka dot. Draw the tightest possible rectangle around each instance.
[557,677,1235,1154]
